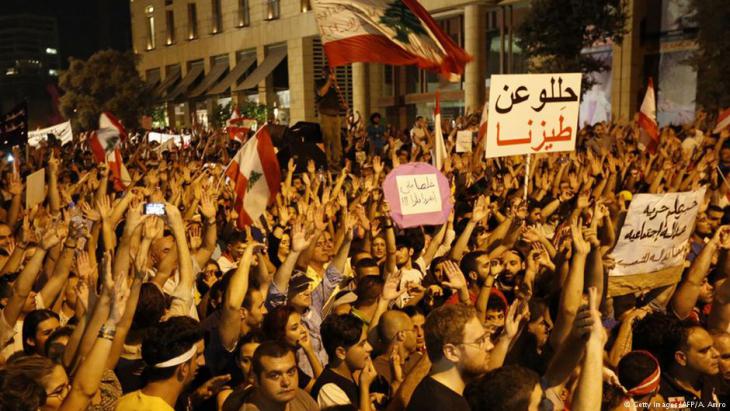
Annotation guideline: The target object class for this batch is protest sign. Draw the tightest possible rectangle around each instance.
[148,132,191,151]
[608,188,706,295]
[456,130,473,153]
[383,162,452,228]
[26,169,45,209]
[28,121,73,147]
[485,73,581,158]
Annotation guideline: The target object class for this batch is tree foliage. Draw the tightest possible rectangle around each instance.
[59,49,154,130]
[688,0,730,111]
[517,0,628,91]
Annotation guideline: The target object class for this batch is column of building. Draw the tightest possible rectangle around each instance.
[611,0,643,122]
[464,4,486,114]
[287,37,316,123]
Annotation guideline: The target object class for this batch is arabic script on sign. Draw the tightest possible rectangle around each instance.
[485,73,582,158]
[609,188,706,277]
[396,174,442,216]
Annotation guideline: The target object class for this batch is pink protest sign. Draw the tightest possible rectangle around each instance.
[383,162,452,228]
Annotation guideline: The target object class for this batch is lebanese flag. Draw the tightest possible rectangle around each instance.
[225,125,281,228]
[227,107,250,142]
[311,0,471,75]
[637,78,659,154]
[432,91,447,170]
[89,112,131,191]
[714,108,730,134]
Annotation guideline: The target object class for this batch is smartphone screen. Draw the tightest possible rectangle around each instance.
[144,203,165,216]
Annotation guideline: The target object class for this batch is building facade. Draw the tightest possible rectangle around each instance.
[0,14,61,126]
[130,0,699,130]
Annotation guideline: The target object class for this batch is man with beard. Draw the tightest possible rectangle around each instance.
[494,250,525,301]
[406,304,492,411]
[657,325,721,409]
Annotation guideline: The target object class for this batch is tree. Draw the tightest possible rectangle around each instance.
[209,101,232,129]
[59,50,155,130]
[517,0,627,91]
[687,0,730,111]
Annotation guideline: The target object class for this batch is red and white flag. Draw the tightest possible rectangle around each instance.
[714,108,730,134]
[311,0,471,75]
[89,112,131,191]
[637,78,659,154]
[225,125,281,228]
[432,91,447,170]
[227,107,254,142]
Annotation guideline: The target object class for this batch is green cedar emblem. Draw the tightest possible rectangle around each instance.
[105,135,119,151]
[379,0,427,43]
[247,170,262,192]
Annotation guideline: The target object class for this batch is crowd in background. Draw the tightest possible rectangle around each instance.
[0,106,729,411]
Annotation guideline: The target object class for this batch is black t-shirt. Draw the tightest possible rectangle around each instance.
[311,367,359,411]
[658,373,719,410]
[406,376,470,411]
[317,79,341,116]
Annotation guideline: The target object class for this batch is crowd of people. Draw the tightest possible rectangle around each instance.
[0,106,729,411]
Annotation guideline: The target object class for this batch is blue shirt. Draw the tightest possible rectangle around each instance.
[266,264,344,377]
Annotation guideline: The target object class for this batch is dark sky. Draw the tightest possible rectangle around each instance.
[0,0,132,68]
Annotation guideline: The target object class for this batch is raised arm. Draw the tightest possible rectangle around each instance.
[219,244,256,350]
[450,195,489,261]
[195,191,218,267]
[549,216,590,350]
[59,267,130,411]
[47,153,62,214]
[672,226,727,319]
[3,229,59,327]
[571,287,604,411]
[271,222,311,293]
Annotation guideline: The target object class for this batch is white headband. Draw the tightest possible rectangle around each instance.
[153,345,197,368]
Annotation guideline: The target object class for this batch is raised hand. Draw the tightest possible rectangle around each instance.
[382,271,405,301]
[95,196,113,222]
[503,299,528,339]
[108,274,131,325]
[7,172,23,196]
[442,260,467,290]
[290,222,311,253]
[188,224,202,250]
[199,192,217,222]
[471,195,489,222]
[571,216,591,255]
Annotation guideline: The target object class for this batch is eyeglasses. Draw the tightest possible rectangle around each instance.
[458,331,492,349]
[47,383,71,398]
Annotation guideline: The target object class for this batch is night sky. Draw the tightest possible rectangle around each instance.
[0,0,132,68]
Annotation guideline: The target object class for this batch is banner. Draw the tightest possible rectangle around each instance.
[0,102,28,150]
[383,162,452,228]
[28,121,73,147]
[485,73,581,158]
[148,132,191,151]
[609,188,705,279]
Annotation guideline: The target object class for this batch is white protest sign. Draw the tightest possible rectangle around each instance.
[456,130,473,153]
[609,188,706,277]
[148,132,192,152]
[395,174,442,215]
[485,73,582,158]
[28,121,73,147]
[26,169,46,209]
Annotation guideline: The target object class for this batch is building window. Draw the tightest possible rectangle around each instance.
[187,3,198,39]
[211,0,222,34]
[145,6,156,50]
[265,0,280,20]
[237,0,250,27]
[165,10,175,45]
[301,0,311,12]
[165,0,173,5]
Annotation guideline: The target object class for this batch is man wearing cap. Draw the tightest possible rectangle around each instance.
[266,221,354,378]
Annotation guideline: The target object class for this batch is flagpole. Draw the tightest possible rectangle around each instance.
[524,154,531,201]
